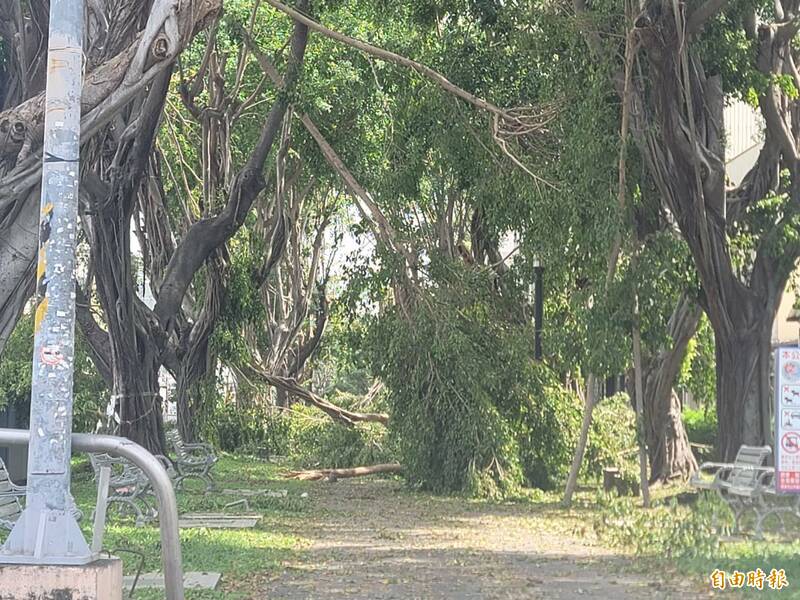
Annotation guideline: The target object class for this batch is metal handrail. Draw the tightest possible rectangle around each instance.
[0,428,184,600]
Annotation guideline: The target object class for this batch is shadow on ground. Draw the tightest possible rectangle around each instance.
[262,479,713,600]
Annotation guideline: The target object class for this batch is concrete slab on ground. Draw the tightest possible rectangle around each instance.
[123,571,221,590]
[179,512,261,528]
[221,488,288,497]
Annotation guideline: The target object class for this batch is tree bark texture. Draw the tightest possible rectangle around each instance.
[643,295,701,482]
[628,3,799,458]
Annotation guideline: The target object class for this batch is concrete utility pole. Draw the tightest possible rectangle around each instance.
[0,0,92,564]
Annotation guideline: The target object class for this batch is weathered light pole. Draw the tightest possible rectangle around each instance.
[0,0,92,564]
[533,256,544,361]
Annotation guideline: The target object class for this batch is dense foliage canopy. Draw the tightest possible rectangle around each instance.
[1,0,793,496]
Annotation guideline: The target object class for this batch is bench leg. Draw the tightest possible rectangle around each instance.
[753,507,767,540]
[174,470,215,492]
[202,469,215,492]
[729,498,747,535]
[108,497,148,527]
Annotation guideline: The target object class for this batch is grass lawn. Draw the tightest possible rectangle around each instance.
[1,455,312,599]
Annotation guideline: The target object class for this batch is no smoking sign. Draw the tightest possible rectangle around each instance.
[781,432,800,454]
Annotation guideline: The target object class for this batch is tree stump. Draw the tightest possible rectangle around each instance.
[603,467,621,493]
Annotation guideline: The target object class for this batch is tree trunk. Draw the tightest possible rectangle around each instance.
[275,387,289,408]
[715,323,772,461]
[86,75,172,456]
[115,361,167,455]
[620,2,796,465]
[0,190,38,357]
[631,292,651,506]
[644,296,701,482]
[173,261,225,443]
[647,389,698,480]
[176,363,218,442]
[176,378,198,443]
[563,374,599,506]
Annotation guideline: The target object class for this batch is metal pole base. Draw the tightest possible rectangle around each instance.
[0,507,93,565]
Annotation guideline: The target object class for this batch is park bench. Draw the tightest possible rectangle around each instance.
[690,445,799,537]
[89,452,177,527]
[690,445,771,492]
[166,430,217,491]
[0,458,25,530]
[0,456,83,530]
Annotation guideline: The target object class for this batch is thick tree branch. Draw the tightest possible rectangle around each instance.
[686,0,730,34]
[244,364,389,426]
[154,12,310,327]
[263,0,510,119]
[0,0,221,167]
[757,29,800,162]
[243,32,419,281]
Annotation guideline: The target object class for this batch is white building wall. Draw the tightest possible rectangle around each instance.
[723,101,798,345]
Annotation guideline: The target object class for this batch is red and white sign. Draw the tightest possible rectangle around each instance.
[781,432,800,454]
[40,345,65,366]
[776,349,800,493]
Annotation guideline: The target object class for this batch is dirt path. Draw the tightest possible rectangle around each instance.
[265,479,712,599]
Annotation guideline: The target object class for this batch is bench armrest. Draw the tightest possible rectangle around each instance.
[694,462,734,483]
[756,467,775,486]
[696,461,732,472]
[181,442,215,454]
[154,454,179,480]
[176,446,217,464]
[0,487,25,499]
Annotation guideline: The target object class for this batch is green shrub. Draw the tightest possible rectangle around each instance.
[0,312,107,432]
[207,402,292,456]
[517,369,582,490]
[585,393,638,481]
[683,407,717,448]
[366,264,533,497]
[206,392,396,469]
[366,260,589,498]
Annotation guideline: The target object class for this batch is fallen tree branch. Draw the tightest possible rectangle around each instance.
[284,463,402,481]
[244,364,390,426]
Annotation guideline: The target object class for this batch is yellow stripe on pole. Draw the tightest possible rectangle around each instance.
[34,298,48,334]
[36,247,47,280]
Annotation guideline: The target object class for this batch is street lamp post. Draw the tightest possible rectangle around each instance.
[0,0,92,564]
[533,257,544,361]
